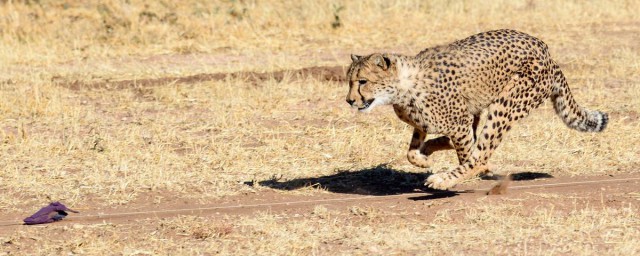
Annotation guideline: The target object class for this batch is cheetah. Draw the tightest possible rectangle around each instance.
[345,29,608,190]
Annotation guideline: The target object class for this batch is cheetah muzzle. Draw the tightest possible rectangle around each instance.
[357,98,375,111]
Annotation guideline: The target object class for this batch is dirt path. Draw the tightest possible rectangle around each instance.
[57,65,347,90]
[2,173,638,234]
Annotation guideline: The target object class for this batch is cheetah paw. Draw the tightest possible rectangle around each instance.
[425,173,458,190]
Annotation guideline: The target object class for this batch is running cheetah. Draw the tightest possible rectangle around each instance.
[345,29,608,190]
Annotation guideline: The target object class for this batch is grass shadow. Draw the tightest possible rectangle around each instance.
[259,164,437,196]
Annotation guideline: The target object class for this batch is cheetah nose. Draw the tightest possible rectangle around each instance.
[346,99,355,105]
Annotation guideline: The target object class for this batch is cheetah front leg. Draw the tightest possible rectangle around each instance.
[472,112,495,178]
[424,122,479,189]
[406,128,453,168]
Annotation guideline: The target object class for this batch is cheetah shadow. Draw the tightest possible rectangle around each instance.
[480,172,554,181]
[258,164,553,198]
[259,164,435,196]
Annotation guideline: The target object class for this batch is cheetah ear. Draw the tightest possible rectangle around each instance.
[374,54,392,70]
[350,54,362,62]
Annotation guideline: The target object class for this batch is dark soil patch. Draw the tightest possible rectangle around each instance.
[56,66,347,90]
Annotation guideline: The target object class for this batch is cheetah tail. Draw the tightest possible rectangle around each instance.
[551,66,608,132]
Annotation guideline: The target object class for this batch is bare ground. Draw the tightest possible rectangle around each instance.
[2,161,639,233]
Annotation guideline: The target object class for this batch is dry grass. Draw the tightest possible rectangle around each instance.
[1,0,639,255]
[2,0,639,80]
[2,199,638,255]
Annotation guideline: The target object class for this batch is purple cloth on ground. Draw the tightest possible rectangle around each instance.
[23,202,79,225]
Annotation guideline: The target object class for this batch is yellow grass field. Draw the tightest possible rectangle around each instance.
[1,0,639,255]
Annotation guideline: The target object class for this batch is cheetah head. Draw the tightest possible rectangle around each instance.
[346,53,398,113]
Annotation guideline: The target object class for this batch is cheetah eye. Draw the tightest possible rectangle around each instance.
[358,80,367,85]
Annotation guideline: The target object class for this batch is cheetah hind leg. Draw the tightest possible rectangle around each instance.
[427,68,548,190]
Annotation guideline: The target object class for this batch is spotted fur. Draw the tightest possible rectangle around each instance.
[345,29,608,190]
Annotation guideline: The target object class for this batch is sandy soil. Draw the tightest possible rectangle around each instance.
[3,170,638,235]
